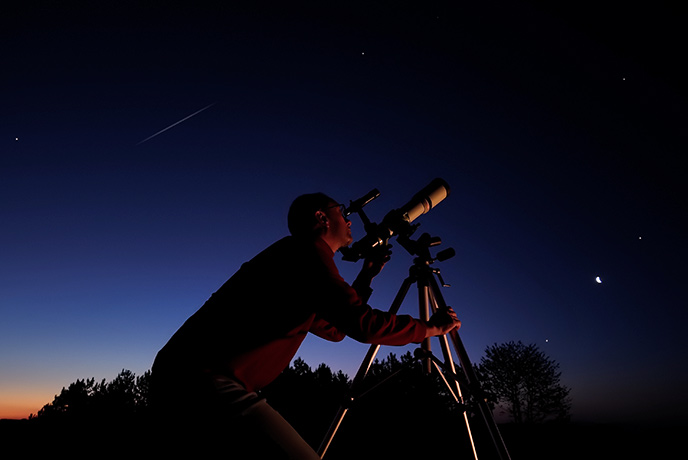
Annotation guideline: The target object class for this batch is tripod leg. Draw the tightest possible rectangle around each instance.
[433,282,509,458]
[317,275,416,458]
[427,275,512,460]
[448,329,511,460]
[427,289,480,460]
[418,281,433,374]
[317,343,381,457]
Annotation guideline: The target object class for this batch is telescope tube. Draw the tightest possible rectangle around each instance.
[399,178,450,223]
[340,178,451,261]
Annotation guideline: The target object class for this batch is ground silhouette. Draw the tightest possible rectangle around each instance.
[2,354,682,458]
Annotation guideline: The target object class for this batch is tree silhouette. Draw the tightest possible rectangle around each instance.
[23,355,519,457]
[33,369,151,422]
[12,353,670,459]
[32,377,102,420]
[476,341,571,423]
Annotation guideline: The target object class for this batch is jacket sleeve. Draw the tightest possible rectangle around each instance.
[309,239,427,346]
[309,317,346,342]
[351,278,373,304]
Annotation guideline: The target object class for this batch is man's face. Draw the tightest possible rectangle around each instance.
[324,202,353,249]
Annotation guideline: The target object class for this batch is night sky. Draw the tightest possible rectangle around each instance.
[1,1,686,425]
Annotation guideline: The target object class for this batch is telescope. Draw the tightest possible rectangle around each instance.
[323,176,512,460]
[340,178,450,261]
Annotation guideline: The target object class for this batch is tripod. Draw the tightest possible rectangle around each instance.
[317,233,511,460]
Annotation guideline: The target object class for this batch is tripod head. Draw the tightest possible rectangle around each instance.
[398,231,456,265]
[340,178,451,262]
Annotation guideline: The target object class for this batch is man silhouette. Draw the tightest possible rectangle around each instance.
[150,192,460,458]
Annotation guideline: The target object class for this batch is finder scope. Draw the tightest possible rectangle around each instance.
[341,178,450,261]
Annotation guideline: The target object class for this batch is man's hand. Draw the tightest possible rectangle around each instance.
[425,307,461,338]
[356,246,392,284]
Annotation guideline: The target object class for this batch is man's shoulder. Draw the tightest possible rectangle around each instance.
[268,235,329,252]
[250,235,320,262]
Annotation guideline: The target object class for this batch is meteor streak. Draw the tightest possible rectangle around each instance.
[136,102,216,145]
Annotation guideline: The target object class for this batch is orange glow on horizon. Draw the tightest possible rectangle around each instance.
[0,397,48,420]
[0,408,34,420]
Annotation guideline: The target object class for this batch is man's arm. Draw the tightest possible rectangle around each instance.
[351,246,391,303]
[309,318,346,342]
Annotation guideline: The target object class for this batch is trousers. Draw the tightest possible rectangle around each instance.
[150,372,321,459]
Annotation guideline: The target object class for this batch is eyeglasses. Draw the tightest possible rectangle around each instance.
[325,204,349,220]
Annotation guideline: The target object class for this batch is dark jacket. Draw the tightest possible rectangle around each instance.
[152,236,427,393]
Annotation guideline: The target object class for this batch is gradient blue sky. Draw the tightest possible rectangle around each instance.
[2,1,686,423]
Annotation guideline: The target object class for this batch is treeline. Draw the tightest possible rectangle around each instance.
[32,369,151,422]
[24,352,478,457]
[30,342,573,429]
[29,352,457,426]
[17,343,576,458]
[10,343,679,459]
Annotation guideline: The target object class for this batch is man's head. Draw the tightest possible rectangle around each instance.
[288,193,352,251]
